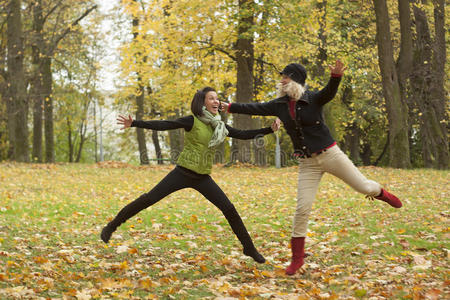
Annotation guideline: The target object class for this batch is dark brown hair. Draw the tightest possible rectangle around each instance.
[191,87,216,117]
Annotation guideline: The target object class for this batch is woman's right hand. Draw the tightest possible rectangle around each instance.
[117,115,133,129]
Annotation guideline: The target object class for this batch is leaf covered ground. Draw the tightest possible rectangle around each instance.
[0,162,448,299]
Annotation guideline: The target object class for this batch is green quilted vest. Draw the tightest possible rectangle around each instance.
[177,115,215,174]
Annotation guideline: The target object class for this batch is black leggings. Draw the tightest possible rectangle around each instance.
[108,166,258,251]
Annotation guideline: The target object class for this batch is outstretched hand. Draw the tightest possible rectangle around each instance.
[220,102,229,112]
[271,118,281,132]
[328,59,346,76]
[117,115,133,129]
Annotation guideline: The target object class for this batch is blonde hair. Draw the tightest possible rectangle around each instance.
[276,80,305,100]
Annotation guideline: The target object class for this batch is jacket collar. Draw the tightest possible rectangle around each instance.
[278,93,310,104]
[299,92,310,104]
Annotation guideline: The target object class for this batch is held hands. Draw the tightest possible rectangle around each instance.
[328,59,346,76]
[271,118,281,132]
[117,115,133,129]
[218,102,280,131]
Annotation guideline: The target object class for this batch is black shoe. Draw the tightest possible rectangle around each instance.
[100,224,114,243]
[243,248,266,264]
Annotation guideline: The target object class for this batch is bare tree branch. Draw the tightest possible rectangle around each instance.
[42,0,64,24]
[193,40,280,72]
[51,4,98,53]
[53,57,72,80]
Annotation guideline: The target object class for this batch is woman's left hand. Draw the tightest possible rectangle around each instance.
[329,59,346,76]
[220,101,229,112]
[271,118,281,132]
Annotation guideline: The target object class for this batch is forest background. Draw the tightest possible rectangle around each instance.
[0,0,448,169]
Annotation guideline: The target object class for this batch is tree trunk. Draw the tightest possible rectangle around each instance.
[344,124,361,164]
[430,0,448,169]
[252,12,267,166]
[373,0,411,168]
[135,84,149,165]
[31,66,43,162]
[31,0,44,163]
[411,1,448,169]
[4,79,15,159]
[411,4,434,167]
[397,0,414,82]
[67,117,73,162]
[75,99,90,163]
[39,3,97,163]
[360,142,373,166]
[7,0,29,162]
[0,31,9,159]
[373,134,390,166]
[252,118,267,166]
[132,3,149,165]
[168,109,183,163]
[151,130,163,164]
[42,57,55,163]
[146,86,163,164]
[233,0,254,163]
[253,58,266,166]
[0,81,8,159]
[340,81,363,164]
[93,100,98,162]
[75,122,86,163]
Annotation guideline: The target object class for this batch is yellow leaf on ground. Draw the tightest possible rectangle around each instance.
[128,247,138,254]
[261,270,275,278]
[33,256,49,264]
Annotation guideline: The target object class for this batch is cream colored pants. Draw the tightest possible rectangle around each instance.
[292,145,381,237]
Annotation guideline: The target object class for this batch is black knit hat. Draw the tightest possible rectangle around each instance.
[280,63,307,85]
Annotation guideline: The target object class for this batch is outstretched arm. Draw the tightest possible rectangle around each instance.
[315,60,346,106]
[117,114,194,131]
[226,118,280,140]
[221,99,278,116]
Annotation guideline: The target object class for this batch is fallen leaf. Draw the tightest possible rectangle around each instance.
[412,255,432,270]
[116,245,129,254]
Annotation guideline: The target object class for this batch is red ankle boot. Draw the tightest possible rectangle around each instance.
[285,237,305,275]
[374,188,402,208]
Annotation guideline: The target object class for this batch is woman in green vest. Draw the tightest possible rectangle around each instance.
[101,87,280,263]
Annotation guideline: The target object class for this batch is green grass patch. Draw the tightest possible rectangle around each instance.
[0,163,448,299]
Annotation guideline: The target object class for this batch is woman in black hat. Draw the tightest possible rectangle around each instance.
[221,60,402,275]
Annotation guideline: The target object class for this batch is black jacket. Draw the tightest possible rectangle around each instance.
[228,76,341,155]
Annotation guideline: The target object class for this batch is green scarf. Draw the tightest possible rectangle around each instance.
[197,106,229,148]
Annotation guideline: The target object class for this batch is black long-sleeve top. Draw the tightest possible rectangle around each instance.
[228,76,341,155]
[131,115,274,139]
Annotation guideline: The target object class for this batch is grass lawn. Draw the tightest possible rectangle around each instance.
[0,162,448,299]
